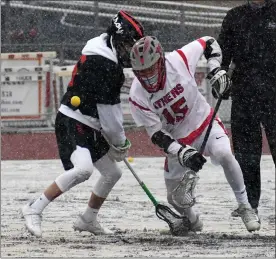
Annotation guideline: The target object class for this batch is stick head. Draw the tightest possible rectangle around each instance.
[171,170,199,209]
[155,204,189,236]
[170,217,190,236]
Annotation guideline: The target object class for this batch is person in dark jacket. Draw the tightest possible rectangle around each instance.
[217,0,276,217]
[21,10,144,237]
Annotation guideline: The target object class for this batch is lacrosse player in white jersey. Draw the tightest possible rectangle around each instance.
[129,36,261,233]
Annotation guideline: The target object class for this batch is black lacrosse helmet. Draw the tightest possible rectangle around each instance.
[107,10,144,68]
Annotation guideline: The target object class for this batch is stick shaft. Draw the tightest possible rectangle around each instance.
[141,183,159,206]
[123,158,143,185]
[199,63,235,154]
[199,97,222,154]
[101,132,159,207]
[123,158,159,206]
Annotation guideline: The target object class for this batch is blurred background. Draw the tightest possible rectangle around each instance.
[1,0,244,64]
[4,0,268,161]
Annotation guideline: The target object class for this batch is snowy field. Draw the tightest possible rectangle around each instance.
[1,156,275,257]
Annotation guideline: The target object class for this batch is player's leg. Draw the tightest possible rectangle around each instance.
[205,120,260,232]
[231,97,262,211]
[164,157,203,232]
[261,95,276,167]
[21,113,94,237]
[74,134,121,235]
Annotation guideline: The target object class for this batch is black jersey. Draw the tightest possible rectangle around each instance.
[58,33,126,146]
[218,2,276,95]
[61,54,124,118]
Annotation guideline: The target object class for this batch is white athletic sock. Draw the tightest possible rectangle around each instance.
[220,155,249,204]
[82,206,99,222]
[234,187,249,205]
[30,193,50,213]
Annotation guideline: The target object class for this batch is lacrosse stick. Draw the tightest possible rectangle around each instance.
[123,158,189,236]
[171,96,223,209]
[100,131,189,235]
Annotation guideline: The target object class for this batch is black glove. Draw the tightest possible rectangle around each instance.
[178,146,207,172]
[207,68,232,100]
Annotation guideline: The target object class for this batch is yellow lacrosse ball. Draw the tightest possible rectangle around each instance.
[128,156,134,163]
[71,96,81,107]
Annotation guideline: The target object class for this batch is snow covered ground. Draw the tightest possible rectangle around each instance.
[1,156,275,257]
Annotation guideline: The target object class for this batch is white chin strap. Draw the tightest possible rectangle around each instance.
[110,36,118,61]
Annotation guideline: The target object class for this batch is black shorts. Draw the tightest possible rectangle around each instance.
[55,112,110,170]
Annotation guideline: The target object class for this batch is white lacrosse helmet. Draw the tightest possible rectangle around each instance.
[130,36,166,93]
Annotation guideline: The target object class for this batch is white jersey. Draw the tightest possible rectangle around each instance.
[129,38,220,145]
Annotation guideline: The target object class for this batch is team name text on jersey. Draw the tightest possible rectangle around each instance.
[153,84,184,109]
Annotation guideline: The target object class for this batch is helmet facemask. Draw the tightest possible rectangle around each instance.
[133,57,166,93]
[131,36,166,93]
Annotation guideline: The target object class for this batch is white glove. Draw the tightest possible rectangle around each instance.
[107,139,131,162]
[207,68,232,99]
[178,145,206,172]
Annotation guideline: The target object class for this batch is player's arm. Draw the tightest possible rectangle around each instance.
[176,36,222,75]
[97,102,131,162]
[97,103,126,146]
[177,37,232,99]
[96,89,131,162]
[90,58,129,153]
[148,126,206,172]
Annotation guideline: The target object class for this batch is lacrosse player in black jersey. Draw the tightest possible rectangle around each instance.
[21,10,144,237]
